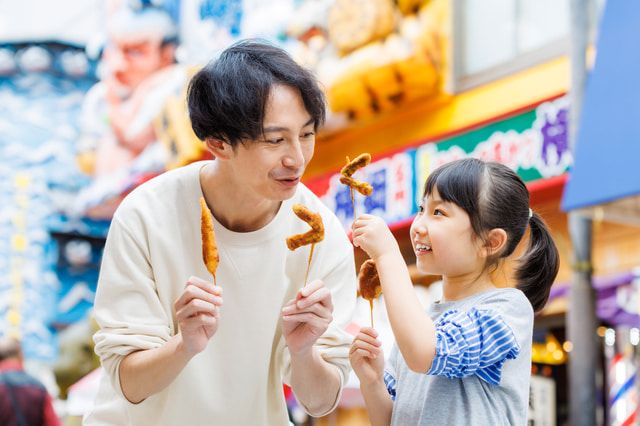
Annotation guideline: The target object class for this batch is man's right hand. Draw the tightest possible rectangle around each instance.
[349,327,385,386]
[174,276,223,356]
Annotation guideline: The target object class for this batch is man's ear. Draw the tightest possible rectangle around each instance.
[484,228,508,258]
[204,138,233,160]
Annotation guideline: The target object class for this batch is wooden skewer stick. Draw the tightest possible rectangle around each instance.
[369,300,374,328]
[303,243,316,287]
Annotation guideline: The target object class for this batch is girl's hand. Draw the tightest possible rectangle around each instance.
[352,214,399,261]
[349,327,385,386]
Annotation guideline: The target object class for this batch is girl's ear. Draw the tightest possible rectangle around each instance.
[484,228,508,258]
[204,137,233,160]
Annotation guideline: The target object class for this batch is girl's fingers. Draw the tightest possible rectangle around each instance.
[352,340,381,357]
[359,327,379,338]
[355,332,381,348]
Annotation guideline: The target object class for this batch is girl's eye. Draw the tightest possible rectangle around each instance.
[434,208,444,216]
[418,205,424,213]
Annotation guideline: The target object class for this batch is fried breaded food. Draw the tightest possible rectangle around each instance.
[358,259,382,301]
[341,153,371,177]
[200,197,219,282]
[339,175,373,196]
[286,204,325,250]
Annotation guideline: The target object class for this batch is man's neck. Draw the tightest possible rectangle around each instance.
[200,163,282,232]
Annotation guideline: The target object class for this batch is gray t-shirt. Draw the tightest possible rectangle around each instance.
[388,288,533,426]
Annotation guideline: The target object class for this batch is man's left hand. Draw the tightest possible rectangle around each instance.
[282,279,333,356]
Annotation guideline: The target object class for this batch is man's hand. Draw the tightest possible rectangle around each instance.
[352,214,399,262]
[281,279,333,356]
[349,327,385,386]
[174,276,223,357]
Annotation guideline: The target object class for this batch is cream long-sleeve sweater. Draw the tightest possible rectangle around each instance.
[85,162,356,426]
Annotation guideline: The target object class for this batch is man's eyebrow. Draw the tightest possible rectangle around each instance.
[263,118,315,133]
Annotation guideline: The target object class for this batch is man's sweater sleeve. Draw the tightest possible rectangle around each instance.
[282,214,357,413]
[93,216,172,399]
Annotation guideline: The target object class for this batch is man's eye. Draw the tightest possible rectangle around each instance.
[267,138,284,144]
[302,132,315,138]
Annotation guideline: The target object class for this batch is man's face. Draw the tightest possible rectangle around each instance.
[104,34,172,92]
[230,84,316,202]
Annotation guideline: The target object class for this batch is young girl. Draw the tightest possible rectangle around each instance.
[349,158,559,425]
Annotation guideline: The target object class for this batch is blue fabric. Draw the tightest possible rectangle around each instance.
[383,370,397,401]
[427,308,520,385]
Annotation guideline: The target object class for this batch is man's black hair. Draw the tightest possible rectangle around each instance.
[187,39,326,146]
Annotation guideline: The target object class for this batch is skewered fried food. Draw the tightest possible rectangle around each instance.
[358,259,382,327]
[286,204,324,287]
[340,153,371,177]
[339,175,373,196]
[340,153,373,219]
[286,204,325,250]
[200,197,219,285]
[358,259,382,300]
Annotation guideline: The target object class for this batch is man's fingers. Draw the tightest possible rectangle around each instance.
[298,279,323,299]
[175,282,223,310]
[180,313,217,331]
[296,286,332,310]
[282,312,329,327]
[185,276,223,296]
[282,301,331,320]
[176,299,217,320]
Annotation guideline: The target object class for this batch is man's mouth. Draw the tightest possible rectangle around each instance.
[276,177,301,187]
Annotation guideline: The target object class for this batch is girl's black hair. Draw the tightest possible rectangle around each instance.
[424,158,559,312]
[187,39,326,146]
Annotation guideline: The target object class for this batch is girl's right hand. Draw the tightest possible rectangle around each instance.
[349,327,385,386]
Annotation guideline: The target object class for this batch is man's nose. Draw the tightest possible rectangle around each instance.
[283,139,304,168]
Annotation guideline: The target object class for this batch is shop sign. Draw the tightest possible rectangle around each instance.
[310,151,416,231]
[529,375,556,425]
[415,97,571,203]
[307,97,570,230]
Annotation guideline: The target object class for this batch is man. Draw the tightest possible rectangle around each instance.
[85,40,356,425]
[0,338,60,426]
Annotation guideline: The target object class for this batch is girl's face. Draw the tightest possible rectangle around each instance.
[410,188,485,278]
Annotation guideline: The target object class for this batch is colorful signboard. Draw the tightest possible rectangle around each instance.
[306,97,570,231]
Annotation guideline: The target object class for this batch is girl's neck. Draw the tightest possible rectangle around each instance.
[441,271,497,302]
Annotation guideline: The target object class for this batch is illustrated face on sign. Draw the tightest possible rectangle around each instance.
[103,5,177,95]
[103,34,174,92]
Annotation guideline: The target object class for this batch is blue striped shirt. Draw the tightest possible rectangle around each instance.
[384,307,520,399]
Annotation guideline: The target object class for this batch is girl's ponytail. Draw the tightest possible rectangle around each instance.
[515,212,560,312]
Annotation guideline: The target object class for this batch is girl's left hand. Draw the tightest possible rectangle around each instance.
[352,214,399,261]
